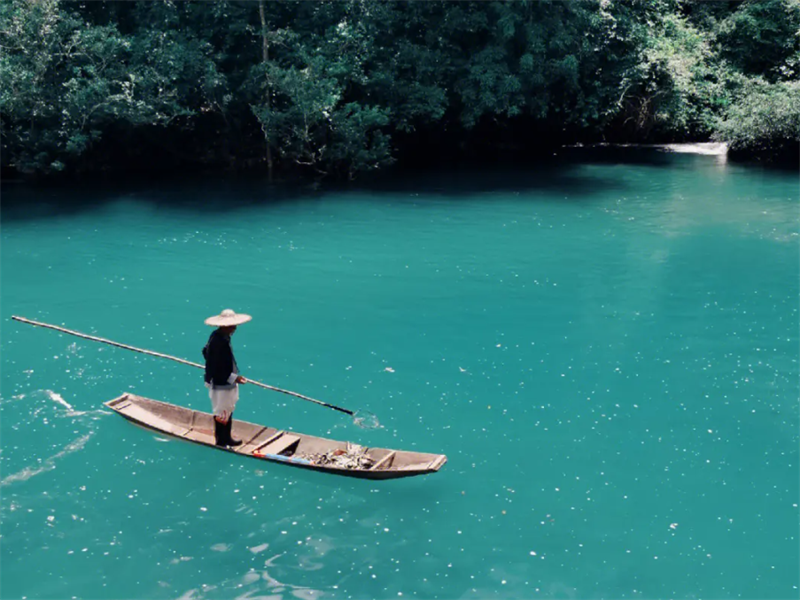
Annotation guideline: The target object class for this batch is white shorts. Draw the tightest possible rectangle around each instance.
[208,385,239,422]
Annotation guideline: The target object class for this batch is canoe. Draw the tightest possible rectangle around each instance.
[105,393,447,480]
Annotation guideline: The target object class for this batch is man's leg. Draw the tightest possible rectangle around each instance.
[214,416,227,446]
[225,413,242,447]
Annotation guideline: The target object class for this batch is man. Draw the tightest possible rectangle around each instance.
[203,309,251,447]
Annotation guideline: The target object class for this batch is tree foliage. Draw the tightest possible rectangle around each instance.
[1,0,797,179]
[714,77,800,158]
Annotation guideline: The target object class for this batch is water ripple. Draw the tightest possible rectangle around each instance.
[1,432,93,487]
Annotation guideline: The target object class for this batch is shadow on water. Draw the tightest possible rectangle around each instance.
[0,147,702,224]
[346,162,629,200]
[0,175,325,224]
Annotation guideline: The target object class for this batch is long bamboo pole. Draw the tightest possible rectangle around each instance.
[11,315,355,416]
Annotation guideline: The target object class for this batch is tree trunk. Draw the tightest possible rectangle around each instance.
[258,0,273,183]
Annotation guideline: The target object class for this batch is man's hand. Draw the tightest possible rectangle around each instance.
[236,375,247,384]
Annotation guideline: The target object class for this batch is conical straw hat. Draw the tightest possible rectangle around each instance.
[205,309,252,327]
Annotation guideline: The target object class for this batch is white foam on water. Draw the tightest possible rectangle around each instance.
[251,554,321,597]
[1,432,93,487]
[41,389,109,420]
[242,571,260,585]
[659,142,729,155]
[0,393,27,405]
[568,142,729,155]
[291,588,325,600]
[249,543,270,554]
[45,389,75,411]
[353,410,381,430]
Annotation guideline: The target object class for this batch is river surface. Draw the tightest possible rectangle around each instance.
[1,151,798,599]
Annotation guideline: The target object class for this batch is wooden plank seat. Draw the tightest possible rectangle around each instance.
[235,426,268,451]
[427,455,447,471]
[235,427,276,454]
[179,411,197,436]
[106,395,131,409]
[371,451,396,471]
[254,432,300,456]
[252,430,286,452]
[184,428,215,443]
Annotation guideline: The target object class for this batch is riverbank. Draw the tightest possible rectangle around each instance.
[568,142,729,156]
[5,142,797,200]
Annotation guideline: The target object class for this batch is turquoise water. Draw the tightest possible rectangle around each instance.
[1,152,798,599]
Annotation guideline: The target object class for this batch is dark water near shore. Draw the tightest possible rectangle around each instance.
[1,151,798,599]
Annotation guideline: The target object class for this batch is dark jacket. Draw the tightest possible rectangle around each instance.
[203,329,239,389]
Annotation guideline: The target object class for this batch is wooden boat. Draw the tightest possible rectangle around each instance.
[105,393,447,480]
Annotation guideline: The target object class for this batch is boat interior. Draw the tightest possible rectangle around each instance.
[106,393,446,473]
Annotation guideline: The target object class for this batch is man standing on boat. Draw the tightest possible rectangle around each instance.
[203,309,251,447]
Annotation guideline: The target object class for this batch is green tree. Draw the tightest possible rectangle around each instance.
[715,0,800,81]
[618,10,724,138]
[0,0,218,174]
[714,76,800,158]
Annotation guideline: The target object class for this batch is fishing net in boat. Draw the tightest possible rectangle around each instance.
[300,442,375,469]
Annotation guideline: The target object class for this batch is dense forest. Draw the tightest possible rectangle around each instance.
[1,0,798,181]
